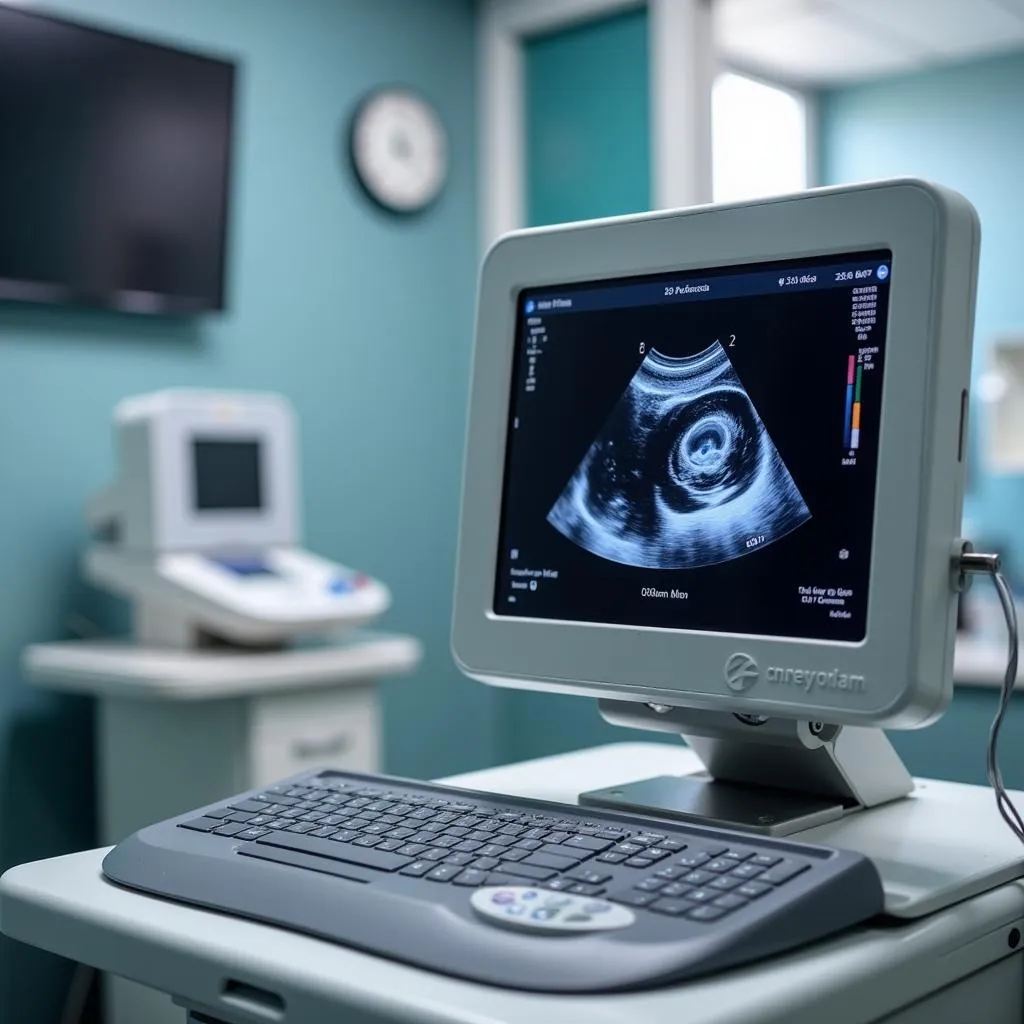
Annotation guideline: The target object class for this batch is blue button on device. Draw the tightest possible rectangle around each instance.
[329,578,354,595]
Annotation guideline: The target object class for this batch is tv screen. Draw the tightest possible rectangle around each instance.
[0,4,235,314]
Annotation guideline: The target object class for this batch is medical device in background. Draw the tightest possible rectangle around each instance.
[85,389,389,648]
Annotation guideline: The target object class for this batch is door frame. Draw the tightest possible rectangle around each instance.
[477,0,715,248]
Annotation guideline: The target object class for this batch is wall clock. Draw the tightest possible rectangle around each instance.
[349,88,447,214]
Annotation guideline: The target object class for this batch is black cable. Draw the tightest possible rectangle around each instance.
[986,567,1024,843]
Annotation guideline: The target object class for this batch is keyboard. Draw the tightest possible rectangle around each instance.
[103,768,884,993]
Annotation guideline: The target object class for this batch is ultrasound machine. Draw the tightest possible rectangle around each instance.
[85,388,390,647]
[5,179,1024,1022]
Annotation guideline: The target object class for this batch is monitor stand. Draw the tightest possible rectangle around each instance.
[578,700,913,836]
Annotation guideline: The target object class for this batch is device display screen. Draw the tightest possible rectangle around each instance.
[494,250,892,642]
[192,439,263,511]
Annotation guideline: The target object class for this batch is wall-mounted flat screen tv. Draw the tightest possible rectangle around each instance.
[0,4,236,314]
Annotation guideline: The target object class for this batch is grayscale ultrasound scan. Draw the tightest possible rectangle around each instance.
[546,341,811,569]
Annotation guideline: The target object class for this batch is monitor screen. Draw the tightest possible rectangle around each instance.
[495,250,892,642]
[0,5,235,313]
[192,439,263,512]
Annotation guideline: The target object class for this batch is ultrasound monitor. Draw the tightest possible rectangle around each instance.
[453,180,980,833]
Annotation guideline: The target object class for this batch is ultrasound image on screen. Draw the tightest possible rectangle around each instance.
[546,342,811,568]
[494,249,892,642]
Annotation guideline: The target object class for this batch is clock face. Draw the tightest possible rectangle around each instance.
[350,89,447,214]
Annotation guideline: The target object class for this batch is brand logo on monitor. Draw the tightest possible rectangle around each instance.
[724,653,759,692]
[766,666,866,694]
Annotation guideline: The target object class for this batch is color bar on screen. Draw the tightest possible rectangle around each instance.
[844,355,855,448]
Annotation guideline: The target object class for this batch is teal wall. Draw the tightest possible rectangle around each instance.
[821,53,1024,786]
[525,7,650,227]
[502,7,661,761]
[0,2,481,1020]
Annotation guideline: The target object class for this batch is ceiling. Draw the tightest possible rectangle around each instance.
[715,0,1024,86]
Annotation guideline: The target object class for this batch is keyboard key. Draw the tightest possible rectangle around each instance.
[444,826,470,838]
[658,839,686,853]
[500,824,526,837]
[496,861,556,882]
[231,800,270,814]
[477,844,506,859]
[730,863,766,880]
[723,849,753,861]
[635,878,666,892]
[568,882,604,896]
[543,878,576,891]
[608,889,657,908]
[399,860,432,877]
[202,807,235,820]
[353,835,383,847]
[702,845,729,858]
[236,827,271,841]
[564,835,613,853]
[661,882,693,899]
[597,852,627,864]
[566,869,611,885]
[759,861,810,885]
[644,848,672,862]
[385,827,415,840]
[319,815,348,827]
[443,852,474,866]
[361,823,390,835]
[498,848,528,862]
[433,836,461,849]
[649,898,691,917]
[179,817,222,833]
[594,830,627,842]
[396,843,427,856]
[736,881,773,899]
[286,822,319,835]
[752,853,782,868]
[682,870,714,886]
[420,848,449,861]
[655,865,685,880]
[309,826,337,839]
[712,894,748,911]
[630,834,665,846]
[522,827,549,841]
[676,852,710,868]
[452,869,489,887]
[455,840,484,853]
[537,844,585,863]
[523,853,577,872]
[376,839,405,852]
[225,812,255,824]
[423,868,460,884]
[688,904,728,922]
[686,888,717,903]
[329,830,361,844]
[612,842,644,856]
[625,857,654,868]
[709,876,743,891]
[469,830,496,841]
[255,831,411,872]
[514,838,543,851]
[705,859,737,874]
[546,831,572,845]
[299,812,326,823]
[471,856,500,871]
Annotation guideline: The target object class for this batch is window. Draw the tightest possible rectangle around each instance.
[712,72,807,204]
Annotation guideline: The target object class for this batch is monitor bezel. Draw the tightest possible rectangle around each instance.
[452,180,979,729]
